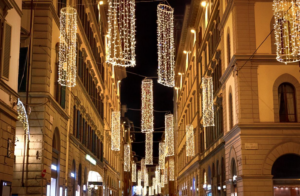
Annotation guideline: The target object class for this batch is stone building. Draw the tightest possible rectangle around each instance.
[12,0,126,196]
[0,0,22,194]
[174,0,300,195]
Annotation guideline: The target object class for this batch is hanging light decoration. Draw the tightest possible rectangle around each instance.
[161,174,165,187]
[155,167,160,185]
[145,132,153,164]
[59,6,77,87]
[17,99,30,138]
[164,167,168,184]
[138,170,142,186]
[132,163,136,182]
[141,79,154,133]
[273,0,299,63]
[149,187,152,195]
[107,0,136,67]
[169,157,175,181]
[111,111,120,151]
[186,124,195,156]
[159,142,165,169]
[141,159,145,181]
[152,177,156,190]
[124,144,130,171]
[158,184,161,194]
[157,4,175,87]
[202,77,215,127]
[135,186,142,195]
[143,187,147,196]
[144,170,149,186]
[165,114,174,156]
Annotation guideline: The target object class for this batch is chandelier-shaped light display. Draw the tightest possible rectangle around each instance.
[157,4,175,87]
[111,111,120,151]
[141,159,145,180]
[59,7,77,87]
[169,157,175,181]
[138,170,142,186]
[145,132,153,164]
[165,114,174,156]
[159,142,165,169]
[124,144,130,171]
[202,77,215,127]
[107,0,136,67]
[132,163,136,182]
[273,0,299,63]
[17,99,30,138]
[161,174,165,187]
[142,79,154,133]
[164,167,168,184]
[186,124,195,156]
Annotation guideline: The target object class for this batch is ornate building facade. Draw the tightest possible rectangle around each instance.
[174,0,300,195]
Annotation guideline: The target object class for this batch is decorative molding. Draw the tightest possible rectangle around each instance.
[9,0,22,17]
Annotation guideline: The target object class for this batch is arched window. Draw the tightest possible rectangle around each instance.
[278,83,297,122]
[51,128,60,196]
[229,92,234,130]
[227,33,231,65]
[272,154,300,179]
[231,159,237,196]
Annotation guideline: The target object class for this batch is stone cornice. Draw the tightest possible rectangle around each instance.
[9,0,22,17]
[0,79,18,98]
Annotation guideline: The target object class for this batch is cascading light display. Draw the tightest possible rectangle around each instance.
[59,6,77,87]
[141,159,145,181]
[111,111,120,151]
[165,114,174,156]
[273,0,299,63]
[161,174,165,187]
[144,170,149,186]
[157,4,175,87]
[164,167,168,184]
[186,124,195,156]
[107,0,136,67]
[17,99,30,138]
[132,163,136,182]
[141,79,154,133]
[202,77,215,127]
[124,144,130,171]
[169,157,175,181]
[138,170,142,186]
[145,132,153,164]
[155,167,160,185]
[159,142,165,169]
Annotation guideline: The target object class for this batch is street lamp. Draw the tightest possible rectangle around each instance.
[201,1,207,7]
[191,29,196,44]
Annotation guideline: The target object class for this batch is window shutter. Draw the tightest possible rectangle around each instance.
[1,23,12,80]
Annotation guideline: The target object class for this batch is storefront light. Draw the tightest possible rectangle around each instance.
[202,183,207,189]
[71,173,75,178]
[223,185,226,190]
[95,186,98,190]
[86,154,96,165]
[217,186,221,190]
[60,187,63,196]
[65,188,67,196]
[190,187,192,190]
[47,184,51,196]
[233,175,237,182]
[83,185,87,191]
[207,184,211,190]
[51,164,57,171]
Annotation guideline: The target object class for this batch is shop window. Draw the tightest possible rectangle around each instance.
[278,83,297,122]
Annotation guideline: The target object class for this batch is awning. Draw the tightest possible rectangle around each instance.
[88,171,103,186]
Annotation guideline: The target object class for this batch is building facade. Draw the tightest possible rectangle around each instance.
[0,0,22,194]
[174,0,300,195]
[12,0,126,196]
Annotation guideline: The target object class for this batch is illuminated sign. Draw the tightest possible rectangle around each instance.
[86,154,96,165]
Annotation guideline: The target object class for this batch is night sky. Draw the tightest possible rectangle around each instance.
[120,0,190,163]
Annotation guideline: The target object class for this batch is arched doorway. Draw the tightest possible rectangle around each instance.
[231,159,237,196]
[51,128,60,196]
[88,171,103,196]
[272,154,300,196]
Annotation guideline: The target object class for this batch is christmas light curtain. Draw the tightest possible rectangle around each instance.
[138,170,142,186]
[161,174,165,187]
[59,7,77,87]
[157,4,175,87]
[273,0,299,63]
[164,167,168,184]
[132,163,136,182]
[159,142,165,169]
[165,114,174,156]
[202,77,215,127]
[107,0,136,67]
[111,111,120,151]
[169,157,175,181]
[124,144,130,171]
[145,132,153,164]
[141,159,145,180]
[186,124,195,156]
[141,79,154,133]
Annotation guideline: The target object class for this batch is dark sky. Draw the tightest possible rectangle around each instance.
[120,0,190,163]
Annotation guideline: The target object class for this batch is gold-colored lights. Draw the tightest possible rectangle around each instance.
[169,157,175,181]
[165,114,174,156]
[17,99,29,136]
[111,111,120,151]
[161,174,165,187]
[107,0,136,67]
[141,159,145,181]
[59,7,77,87]
[164,167,168,184]
[157,4,175,87]
[144,170,149,186]
[141,79,154,133]
[132,163,136,182]
[201,0,207,7]
[145,133,153,165]
[138,170,142,186]
[202,77,215,127]
[186,124,195,156]
[273,0,299,63]
[124,144,130,171]
[159,142,165,169]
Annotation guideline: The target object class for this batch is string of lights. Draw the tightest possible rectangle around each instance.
[141,79,154,133]
[165,114,174,156]
[111,111,120,151]
[186,124,195,156]
[59,7,77,87]
[124,144,130,171]
[17,99,30,139]
[145,132,153,164]
[169,157,174,181]
[141,159,145,180]
[164,167,168,184]
[132,163,137,182]
[202,77,214,127]
[159,142,165,169]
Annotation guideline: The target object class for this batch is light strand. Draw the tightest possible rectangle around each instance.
[145,132,153,164]
[124,144,130,171]
[165,114,174,156]
[186,124,195,156]
[132,163,136,182]
[161,174,165,187]
[138,170,142,186]
[202,77,215,127]
[59,6,77,87]
[111,111,120,151]
[164,168,168,184]
[17,99,30,138]
[169,157,175,181]
[159,142,165,169]
[141,159,145,181]
[141,79,154,133]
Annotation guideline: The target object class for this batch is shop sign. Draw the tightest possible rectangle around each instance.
[86,154,96,165]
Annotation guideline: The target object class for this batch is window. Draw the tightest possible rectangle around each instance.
[51,128,60,196]
[18,47,28,92]
[57,0,66,16]
[229,92,233,130]
[55,44,66,109]
[278,83,297,122]
[227,33,231,65]
[1,22,12,80]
